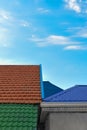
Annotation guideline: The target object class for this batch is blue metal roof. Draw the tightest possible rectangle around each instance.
[44,85,87,102]
[43,81,63,98]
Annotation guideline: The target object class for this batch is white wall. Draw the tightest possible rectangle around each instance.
[45,113,87,130]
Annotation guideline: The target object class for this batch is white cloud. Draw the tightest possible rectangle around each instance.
[29,35,79,47]
[65,0,81,13]
[37,8,50,14]
[64,45,87,50]
[65,0,87,14]
[46,35,70,45]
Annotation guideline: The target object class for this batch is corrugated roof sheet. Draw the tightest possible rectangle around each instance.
[0,65,41,103]
[44,85,87,102]
[43,81,63,98]
[0,104,38,129]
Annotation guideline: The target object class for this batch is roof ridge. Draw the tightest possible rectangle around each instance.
[76,85,87,87]
[51,85,86,97]
[44,85,87,102]
[44,85,79,101]
[0,65,40,66]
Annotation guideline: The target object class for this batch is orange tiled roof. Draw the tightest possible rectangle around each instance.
[0,65,41,103]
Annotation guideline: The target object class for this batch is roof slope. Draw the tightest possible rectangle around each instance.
[44,85,87,102]
[0,65,41,103]
[43,81,63,98]
[0,104,38,129]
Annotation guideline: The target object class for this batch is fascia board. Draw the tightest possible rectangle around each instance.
[40,102,87,123]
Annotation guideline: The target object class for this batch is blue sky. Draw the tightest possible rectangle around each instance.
[0,0,87,89]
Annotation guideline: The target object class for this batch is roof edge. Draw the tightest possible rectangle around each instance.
[41,102,87,108]
[44,85,81,101]
[40,64,44,99]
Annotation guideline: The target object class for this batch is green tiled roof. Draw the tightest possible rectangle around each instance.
[0,104,38,130]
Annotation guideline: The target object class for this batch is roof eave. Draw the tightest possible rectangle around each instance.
[41,102,87,108]
[40,102,87,123]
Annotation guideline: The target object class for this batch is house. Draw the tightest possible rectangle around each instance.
[40,85,87,130]
[0,65,42,130]
[43,81,63,98]
[0,65,63,130]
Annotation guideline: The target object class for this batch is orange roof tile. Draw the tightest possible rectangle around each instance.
[0,65,41,103]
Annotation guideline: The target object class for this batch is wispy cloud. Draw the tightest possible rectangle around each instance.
[0,58,28,65]
[64,45,87,50]
[20,20,32,27]
[0,9,11,20]
[66,26,83,32]
[0,9,14,27]
[0,27,12,47]
[66,25,87,38]
[0,58,15,65]
[29,35,79,47]
[0,8,33,47]
[37,8,50,14]
[68,26,87,38]
[0,9,15,47]
[0,9,32,28]
[0,58,36,65]
[76,27,87,38]
[80,33,87,38]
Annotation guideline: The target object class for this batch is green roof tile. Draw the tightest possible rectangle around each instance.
[0,104,38,130]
